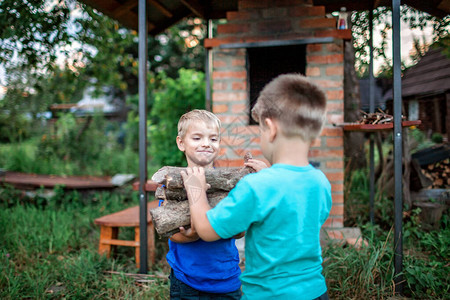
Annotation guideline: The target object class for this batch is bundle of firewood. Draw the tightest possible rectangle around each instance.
[358,110,403,124]
[149,154,255,237]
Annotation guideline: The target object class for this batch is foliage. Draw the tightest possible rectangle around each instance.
[0,187,170,299]
[148,69,206,167]
[1,178,448,299]
[402,213,450,298]
[0,140,35,174]
[35,112,112,174]
[121,73,160,152]
[342,166,450,299]
[148,18,206,78]
[1,0,207,145]
[0,0,206,105]
[407,127,436,153]
[74,5,206,93]
[0,106,31,143]
[0,68,209,176]
[351,5,449,77]
[344,168,371,227]
[324,228,395,299]
[0,115,139,176]
[324,215,450,299]
[72,4,139,99]
[431,132,443,144]
[0,0,72,70]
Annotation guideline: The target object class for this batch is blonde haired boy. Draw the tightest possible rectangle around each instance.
[167,109,242,299]
[181,74,332,299]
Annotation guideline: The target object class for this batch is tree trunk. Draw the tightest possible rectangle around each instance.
[344,39,366,172]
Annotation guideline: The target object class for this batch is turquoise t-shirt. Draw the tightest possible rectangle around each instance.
[207,164,332,299]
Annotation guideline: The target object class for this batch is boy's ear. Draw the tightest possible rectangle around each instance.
[264,118,278,142]
[176,136,185,152]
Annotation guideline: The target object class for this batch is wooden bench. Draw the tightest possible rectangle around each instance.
[94,200,159,268]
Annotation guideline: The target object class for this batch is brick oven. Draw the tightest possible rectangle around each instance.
[205,0,351,233]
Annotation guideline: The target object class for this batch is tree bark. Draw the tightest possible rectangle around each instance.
[150,163,255,236]
[150,193,228,236]
[344,39,366,171]
[151,166,254,190]
[155,186,228,201]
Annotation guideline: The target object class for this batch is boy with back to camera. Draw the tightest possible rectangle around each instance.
[181,74,332,299]
[167,109,243,299]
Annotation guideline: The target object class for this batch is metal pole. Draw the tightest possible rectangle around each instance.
[138,0,148,274]
[205,19,213,111]
[392,0,403,294]
[369,3,375,224]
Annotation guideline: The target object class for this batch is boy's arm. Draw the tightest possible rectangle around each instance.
[180,167,220,242]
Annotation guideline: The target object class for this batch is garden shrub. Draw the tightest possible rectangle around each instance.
[148,69,205,167]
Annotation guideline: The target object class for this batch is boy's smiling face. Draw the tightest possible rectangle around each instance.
[177,120,220,168]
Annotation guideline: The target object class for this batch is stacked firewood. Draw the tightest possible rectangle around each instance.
[149,153,255,237]
[422,158,450,189]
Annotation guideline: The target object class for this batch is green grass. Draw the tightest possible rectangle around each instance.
[0,187,170,299]
[323,228,396,299]
[324,217,450,299]
[337,167,449,299]
[0,168,448,299]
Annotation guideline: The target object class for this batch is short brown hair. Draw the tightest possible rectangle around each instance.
[177,109,221,138]
[251,73,327,142]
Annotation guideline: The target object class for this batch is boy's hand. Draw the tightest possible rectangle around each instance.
[244,159,269,172]
[178,226,200,241]
[170,228,200,243]
[179,215,198,239]
[180,167,210,205]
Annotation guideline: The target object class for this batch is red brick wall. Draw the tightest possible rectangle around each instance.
[208,0,348,229]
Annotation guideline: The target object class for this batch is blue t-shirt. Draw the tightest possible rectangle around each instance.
[207,164,332,299]
[166,238,241,293]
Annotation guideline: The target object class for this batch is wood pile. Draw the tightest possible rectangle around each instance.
[422,158,450,189]
[149,153,255,237]
[411,144,450,190]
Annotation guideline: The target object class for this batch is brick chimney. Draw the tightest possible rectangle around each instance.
[206,0,351,231]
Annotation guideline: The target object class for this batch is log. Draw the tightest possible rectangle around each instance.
[150,153,255,236]
[155,185,226,201]
[155,187,226,201]
[150,192,228,236]
[151,201,190,237]
[151,166,254,190]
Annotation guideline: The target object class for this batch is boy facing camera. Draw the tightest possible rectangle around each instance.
[167,109,242,299]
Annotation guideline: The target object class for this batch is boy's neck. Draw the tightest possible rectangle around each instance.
[271,135,310,167]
